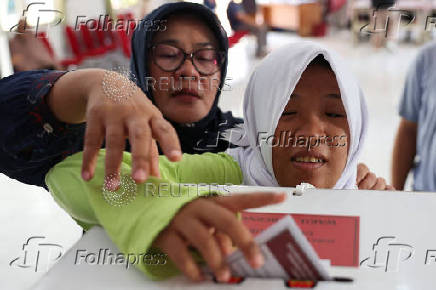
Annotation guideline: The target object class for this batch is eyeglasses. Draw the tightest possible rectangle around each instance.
[150,43,225,76]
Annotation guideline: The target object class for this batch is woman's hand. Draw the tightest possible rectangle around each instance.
[153,192,287,282]
[357,163,395,190]
[48,69,182,186]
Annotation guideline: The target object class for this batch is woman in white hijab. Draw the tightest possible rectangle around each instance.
[46,41,369,282]
[228,41,368,189]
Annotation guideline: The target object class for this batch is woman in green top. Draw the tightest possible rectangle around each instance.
[46,42,372,282]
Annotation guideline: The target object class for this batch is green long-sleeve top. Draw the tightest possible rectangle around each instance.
[45,150,243,280]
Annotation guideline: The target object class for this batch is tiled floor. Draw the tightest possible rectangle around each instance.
[0,30,423,289]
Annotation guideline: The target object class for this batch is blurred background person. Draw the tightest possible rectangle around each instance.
[227,0,268,57]
[392,41,436,192]
[203,0,216,12]
[9,19,61,71]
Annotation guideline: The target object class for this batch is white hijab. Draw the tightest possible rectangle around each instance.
[227,41,368,189]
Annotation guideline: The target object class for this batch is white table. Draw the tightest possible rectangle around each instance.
[34,187,436,289]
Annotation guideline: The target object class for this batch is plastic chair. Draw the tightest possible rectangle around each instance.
[228,30,249,48]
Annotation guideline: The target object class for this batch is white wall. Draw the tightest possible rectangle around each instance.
[65,0,107,25]
[0,30,13,78]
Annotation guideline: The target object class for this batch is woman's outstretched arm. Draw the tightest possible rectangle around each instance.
[45,150,282,281]
[0,69,181,188]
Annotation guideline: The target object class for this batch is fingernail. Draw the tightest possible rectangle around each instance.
[218,269,231,282]
[82,171,91,181]
[253,253,264,268]
[169,150,182,160]
[186,263,203,282]
[105,177,120,191]
[223,245,233,256]
[133,169,147,182]
[276,192,287,200]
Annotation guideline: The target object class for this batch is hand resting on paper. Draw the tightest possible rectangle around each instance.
[153,192,286,282]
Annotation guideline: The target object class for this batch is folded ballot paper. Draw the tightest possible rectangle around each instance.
[222,215,331,281]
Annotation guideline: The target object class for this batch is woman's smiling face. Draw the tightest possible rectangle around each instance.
[272,61,350,188]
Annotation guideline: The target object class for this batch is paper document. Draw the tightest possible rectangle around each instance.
[242,212,360,267]
[225,216,331,281]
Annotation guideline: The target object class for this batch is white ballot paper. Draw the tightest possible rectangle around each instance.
[217,215,332,281]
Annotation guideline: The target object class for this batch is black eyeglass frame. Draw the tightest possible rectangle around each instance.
[149,43,226,76]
